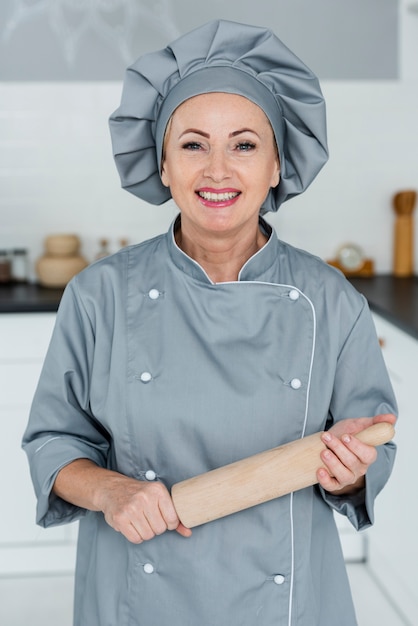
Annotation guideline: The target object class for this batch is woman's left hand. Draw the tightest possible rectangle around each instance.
[317,413,396,495]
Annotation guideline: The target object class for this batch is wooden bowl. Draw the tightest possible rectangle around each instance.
[36,255,88,287]
[44,234,80,258]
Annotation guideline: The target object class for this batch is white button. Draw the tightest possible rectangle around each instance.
[145,470,156,481]
[143,563,154,574]
[273,574,285,585]
[148,289,160,300]
[290,378,302,389]
[140,372,152,383]
[289,289,300,301]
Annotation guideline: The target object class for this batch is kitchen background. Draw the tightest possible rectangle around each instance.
[0,1,417,625]
[0,0,417,276]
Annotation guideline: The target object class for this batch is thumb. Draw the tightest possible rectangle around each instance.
[176,522,193,538]
[371,413,397,426]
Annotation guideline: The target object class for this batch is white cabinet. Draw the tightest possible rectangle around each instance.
[335,513,368,563]
[1,308,415,602]
[367,314,418,626]
[0,313,77,576]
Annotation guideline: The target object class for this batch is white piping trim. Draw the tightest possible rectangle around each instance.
[169,217,274,285]
[300,293,316,438]
[35,436,62,453]
[170,223,215,284]
[288,491,295,624]
[287,289,316,625]
[206,280,317,625]
[237,232,272,280]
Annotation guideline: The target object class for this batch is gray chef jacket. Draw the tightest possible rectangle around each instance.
[23,217,397,626]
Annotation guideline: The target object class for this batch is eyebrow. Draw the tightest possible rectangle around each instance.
[178,128,260,139]
[230,128,259,138]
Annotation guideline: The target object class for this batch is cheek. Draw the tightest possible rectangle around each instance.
[162,157,199,192]
[253,159,280,192]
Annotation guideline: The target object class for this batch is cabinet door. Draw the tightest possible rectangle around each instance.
[334,513,367,562]
[0,313,77,575]
[0,312,57,360]
[368,314,418,625]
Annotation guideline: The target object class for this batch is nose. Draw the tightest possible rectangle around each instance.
[204,148,231,183]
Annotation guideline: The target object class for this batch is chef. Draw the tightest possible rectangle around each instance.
[23,20,397,626]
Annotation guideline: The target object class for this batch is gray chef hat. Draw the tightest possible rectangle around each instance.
[109,19,328,212]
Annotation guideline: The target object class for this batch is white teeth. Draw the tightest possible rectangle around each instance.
[198,191,239,201]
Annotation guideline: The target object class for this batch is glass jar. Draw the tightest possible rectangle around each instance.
[11,248,29,282]
[0,250,11,283]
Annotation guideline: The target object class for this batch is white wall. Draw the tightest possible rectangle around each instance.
[0,2,417,280]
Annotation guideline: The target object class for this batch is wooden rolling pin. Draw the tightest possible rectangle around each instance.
[393,190,416,277]
[171,422,395,528]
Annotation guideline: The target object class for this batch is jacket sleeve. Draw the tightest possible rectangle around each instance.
[318,294,397,530]
[22,279,110,528]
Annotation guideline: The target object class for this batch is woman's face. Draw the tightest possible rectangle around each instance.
[161,92,280,239]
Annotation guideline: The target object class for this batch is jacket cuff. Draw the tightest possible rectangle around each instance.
[317,441,396,531]
[29,436,107,528]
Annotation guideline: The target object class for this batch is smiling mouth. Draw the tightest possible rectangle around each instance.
[197,190,240,202]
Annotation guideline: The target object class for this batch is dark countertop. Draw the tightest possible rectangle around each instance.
[0,283,64,313]
[1,276,417,339]
[348,275,418,340]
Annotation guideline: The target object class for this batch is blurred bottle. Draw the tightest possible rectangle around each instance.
[95,238,110,260]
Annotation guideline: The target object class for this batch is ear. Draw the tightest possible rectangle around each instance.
[271,159,280,188]
[160,163,170,188]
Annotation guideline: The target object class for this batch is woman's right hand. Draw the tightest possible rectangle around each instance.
[53,459,192,543]
[97,473,192,543]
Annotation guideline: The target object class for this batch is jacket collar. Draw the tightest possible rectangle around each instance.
[167,214,278,284]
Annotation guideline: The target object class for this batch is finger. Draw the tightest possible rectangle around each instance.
[129,522,144,544]
[109,518,145,544]
[130,482,174,536]
[142,509,168,536]
[339,433,377,466]
[113,504,157,542]
[104,509,144,544]
[320,447,357,486]
[317,466,341,492]
[322,432,360,469]
[322,431,375,468]
[131,515,157,542]
[176,522,193,538]
[158,499,181,532]
[320,431,365,487]
[346,414,396,436]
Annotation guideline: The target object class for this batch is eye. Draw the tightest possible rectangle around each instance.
[182,142,203,151]
[236,141,256,152]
